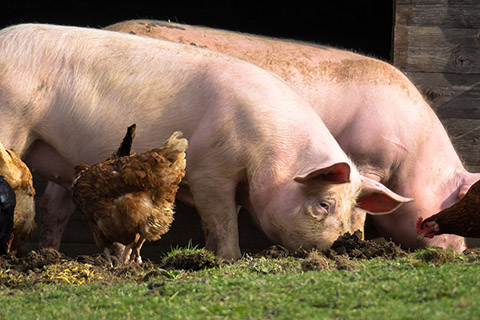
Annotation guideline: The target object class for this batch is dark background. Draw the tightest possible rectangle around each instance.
[1,0,395,254]
[1,1,394,61]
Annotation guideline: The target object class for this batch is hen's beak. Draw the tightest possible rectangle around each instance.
[6,233,14,254]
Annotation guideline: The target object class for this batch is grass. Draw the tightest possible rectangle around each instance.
[1,248,480,319]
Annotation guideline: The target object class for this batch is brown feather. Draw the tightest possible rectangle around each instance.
[71,131,187,263]
[421,179,480,238]
[0,142,35,252]
[110,124,136,159]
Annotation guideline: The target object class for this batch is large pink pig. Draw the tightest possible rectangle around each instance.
[0,24,408,259]
[104,19,480,252]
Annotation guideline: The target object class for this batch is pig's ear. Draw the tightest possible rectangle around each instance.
[357,176,413,215]
[294,162,351,185]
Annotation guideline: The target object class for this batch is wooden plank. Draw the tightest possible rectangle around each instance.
[404,72,480,96]
[387,71,480,169]
[435,100,480,120]
[396,0,480,5]
[440,118,480,168]
[438,117,480,169]
[28,203,206,245]
[466,238,480,248]
[402,72,480,112]
[394,25,480,73]
[28,192,272,257]
[466,166,480,174]
[396,3,480,28]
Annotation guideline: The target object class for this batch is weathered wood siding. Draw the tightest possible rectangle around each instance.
[394,0,480,172]
[24,177,272,260]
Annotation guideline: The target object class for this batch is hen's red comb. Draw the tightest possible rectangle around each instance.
[416,217,424,233]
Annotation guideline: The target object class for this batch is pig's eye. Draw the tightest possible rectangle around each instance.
[307,201,332,220]
[319,202,330,211]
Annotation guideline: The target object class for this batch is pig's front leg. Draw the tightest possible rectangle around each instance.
[38,182,76,249]
[39,181,127,256]
[188,173,241,260]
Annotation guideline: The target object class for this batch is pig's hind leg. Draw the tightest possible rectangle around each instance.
[39,181,127,257]
[38,182,76,249]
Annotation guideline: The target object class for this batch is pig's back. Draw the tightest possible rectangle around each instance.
[0,24,339,168]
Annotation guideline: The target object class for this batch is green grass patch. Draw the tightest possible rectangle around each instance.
[1,246,480,319]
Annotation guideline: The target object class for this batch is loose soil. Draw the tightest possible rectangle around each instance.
[1,231,478,288]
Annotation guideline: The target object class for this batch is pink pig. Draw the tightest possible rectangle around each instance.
[104,19,480,252]
[0,24,409,259]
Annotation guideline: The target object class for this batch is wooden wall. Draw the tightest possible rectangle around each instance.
[24,177,272,261]
[394,0,480,172]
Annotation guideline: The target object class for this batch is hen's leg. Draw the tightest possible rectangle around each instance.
[130,236,146,264]
[104,247,114,267]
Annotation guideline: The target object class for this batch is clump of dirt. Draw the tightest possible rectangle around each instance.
[331,254,362,271]
[257,245,309,259]
[0,231,467,288]
[0,248,168,288]
[324,230,407,260]
[161,249,223,271]
[415,247,463,264]
[0,248,67,272]
[259,231,406,271]
[76,253,112,267]
[463,248,480,262]
[301,250,334,271]
[300,249,361,272]
[258,245,291,259]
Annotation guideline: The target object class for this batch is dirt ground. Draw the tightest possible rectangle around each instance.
[1,231,478,288]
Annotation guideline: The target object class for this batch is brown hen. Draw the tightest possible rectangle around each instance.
[0,141,35,253]
[417,179,480,239]
[71,129,187,265]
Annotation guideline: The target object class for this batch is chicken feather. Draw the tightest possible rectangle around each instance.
[72,130,187,264]
[0,141,35,253]
[417,179,480,239]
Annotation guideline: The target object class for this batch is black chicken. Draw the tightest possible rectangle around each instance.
[0,175,16,254]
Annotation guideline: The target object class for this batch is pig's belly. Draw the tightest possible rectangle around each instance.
[23,139,75,189]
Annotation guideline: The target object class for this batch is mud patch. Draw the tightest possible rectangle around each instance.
[0,248,167,288]
[325,230,407,260]
[415,247,464,264]
[301,250,335,271]
[258,231,406,272]
[0,232,467,288]
[463,248,480,262]
[257,245,308,259]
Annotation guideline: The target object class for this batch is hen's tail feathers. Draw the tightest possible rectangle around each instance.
[142,206,175,241]
[0,142,35,199]
[159,131,188,168]
[0,141,22,183]
[112,124,137,159]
